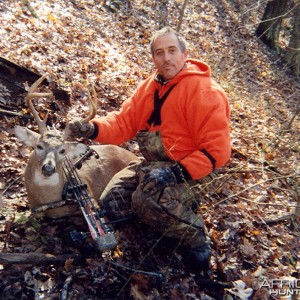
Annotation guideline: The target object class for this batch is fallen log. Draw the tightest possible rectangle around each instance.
[0,253,80,265]
[0,56,70,104]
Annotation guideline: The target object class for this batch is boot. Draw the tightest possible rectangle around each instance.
[181,241,211,272]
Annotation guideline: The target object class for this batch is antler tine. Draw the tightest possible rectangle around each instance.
[25,75,53,134]
[82,84,97,123]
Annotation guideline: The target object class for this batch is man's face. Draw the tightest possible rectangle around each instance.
[152,32,188,81]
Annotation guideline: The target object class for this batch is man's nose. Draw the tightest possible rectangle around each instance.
[163,52,171,61]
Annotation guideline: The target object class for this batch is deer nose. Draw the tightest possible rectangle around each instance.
[42,163,56,176]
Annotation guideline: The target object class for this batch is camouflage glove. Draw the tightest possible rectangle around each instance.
[66,118,95,139]
[142,167,177,195]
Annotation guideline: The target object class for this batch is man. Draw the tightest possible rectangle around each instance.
[68,26,231,272]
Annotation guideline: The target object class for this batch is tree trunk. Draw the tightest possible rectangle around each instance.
[255,0,289,53]
[284,4,300,78]
[177,0,189,32]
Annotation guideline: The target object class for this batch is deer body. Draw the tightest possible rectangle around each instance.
[15,76,138,218]
[15,127,138,218]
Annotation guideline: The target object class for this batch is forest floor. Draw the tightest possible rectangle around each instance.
[0,0,299,299]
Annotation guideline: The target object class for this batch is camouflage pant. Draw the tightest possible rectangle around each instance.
[99,160,215,249]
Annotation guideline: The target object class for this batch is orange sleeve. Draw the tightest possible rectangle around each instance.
[90,78,156,145]
[91,97,137,145]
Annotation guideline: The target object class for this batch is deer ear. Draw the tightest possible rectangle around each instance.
[66,142,88,159]
[14,126,41,147]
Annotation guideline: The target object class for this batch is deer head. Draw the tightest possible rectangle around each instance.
[14,75,96,179]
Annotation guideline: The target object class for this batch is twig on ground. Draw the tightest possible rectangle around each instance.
[0,109,31,118]
[1,176,22,197]
[237,196,297,208]
[60,275,73,300]
[203,173,300,213]
[0,253,80,265]
[265,213,294,224]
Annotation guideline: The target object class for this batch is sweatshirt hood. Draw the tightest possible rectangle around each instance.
[153,59,211,85]
[184,59,211,76]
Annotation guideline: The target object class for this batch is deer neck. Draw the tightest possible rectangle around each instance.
[33,170,61,187]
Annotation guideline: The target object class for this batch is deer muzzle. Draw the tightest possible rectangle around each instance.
[41,152,56,176]
[42,163,56,176]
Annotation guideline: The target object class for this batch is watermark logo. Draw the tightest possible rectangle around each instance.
[259,278,300,297]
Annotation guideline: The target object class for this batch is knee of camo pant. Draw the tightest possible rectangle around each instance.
[160,182,201,210]
[160,187,205,227]
[131,185,172,230]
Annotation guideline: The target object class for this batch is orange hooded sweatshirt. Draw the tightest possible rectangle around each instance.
[92,59,231,180]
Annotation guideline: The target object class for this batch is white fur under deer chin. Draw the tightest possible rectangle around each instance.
[34,170,60,186]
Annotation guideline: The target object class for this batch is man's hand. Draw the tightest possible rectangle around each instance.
[66,118,95,139]
[142,167,177,195]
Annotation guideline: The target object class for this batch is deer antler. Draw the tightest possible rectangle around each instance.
[25,75,53,134]
[63,83,98,140]
[82,84,97,123]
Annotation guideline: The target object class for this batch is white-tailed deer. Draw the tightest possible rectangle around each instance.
[15,75,138,218]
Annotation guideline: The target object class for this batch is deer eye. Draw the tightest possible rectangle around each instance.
[59,149,66,155]
[36,145,43,150]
